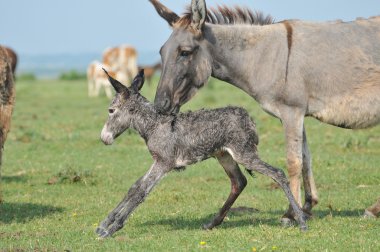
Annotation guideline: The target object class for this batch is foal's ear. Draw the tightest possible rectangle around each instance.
[131,69,145,93]
[191,0,207,31]
[102,68,128,94]
[149,0,179,27]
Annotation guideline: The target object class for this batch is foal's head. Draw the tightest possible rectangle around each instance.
[100,69,145,145]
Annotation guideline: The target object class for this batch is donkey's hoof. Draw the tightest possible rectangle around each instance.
[301,209,313,220]
[363,210,377,218]
[280,217,297,227]
[300,224,308,232]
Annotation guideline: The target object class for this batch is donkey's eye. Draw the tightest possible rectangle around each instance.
[180,50,192,57]
[108,109,115,114]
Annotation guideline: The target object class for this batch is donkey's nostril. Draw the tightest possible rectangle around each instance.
[109,109,115,114]
[161,98,171,111]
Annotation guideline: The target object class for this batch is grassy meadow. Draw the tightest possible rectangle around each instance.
[0,77,379,251]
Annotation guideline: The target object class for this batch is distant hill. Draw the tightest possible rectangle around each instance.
[18,51,160,79]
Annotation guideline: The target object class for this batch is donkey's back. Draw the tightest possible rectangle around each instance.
[288,16,380,129]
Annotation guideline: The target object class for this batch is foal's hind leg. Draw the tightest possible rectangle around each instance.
[238,153,307,231]
[203,152,247,230]
[364,197,380,218]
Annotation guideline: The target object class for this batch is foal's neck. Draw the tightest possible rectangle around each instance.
[129,96,166,141]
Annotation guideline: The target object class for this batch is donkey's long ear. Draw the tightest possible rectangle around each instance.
[102,68,128,94]
[149,0,179,27]
[131,69,145,93]
[191,0,207,30]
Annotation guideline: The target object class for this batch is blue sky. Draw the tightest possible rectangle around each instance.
[1,0,379,55]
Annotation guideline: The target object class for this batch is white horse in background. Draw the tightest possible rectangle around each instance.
[102,45,138,84]
[87,61,113,99]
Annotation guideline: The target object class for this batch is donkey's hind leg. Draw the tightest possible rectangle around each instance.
[238,154,307,231]
[302,127,318,214]
[203,152,247,230]
[364,197,380,218]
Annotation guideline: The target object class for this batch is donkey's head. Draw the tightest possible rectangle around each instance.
[150,0,212,114]
[100,69,145,145]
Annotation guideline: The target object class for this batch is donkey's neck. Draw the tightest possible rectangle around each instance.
[205,24,288,100]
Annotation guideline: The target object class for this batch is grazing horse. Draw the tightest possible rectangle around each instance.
[138,62,161,86]
[96,69,307,238]
[87,61,114,99]
[0,46,16,203]
[149,0,380,221]
[102,45,138,84]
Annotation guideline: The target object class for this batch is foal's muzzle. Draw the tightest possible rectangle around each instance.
[101,127,114,145]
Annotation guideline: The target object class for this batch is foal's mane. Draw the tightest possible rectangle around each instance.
[176,5,274,27]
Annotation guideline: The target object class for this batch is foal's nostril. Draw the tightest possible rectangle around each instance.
[109,109,115,114]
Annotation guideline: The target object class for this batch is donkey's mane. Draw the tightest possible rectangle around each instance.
[176,5,274,27]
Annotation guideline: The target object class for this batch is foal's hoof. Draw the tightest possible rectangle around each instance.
[97,229,111,238]
[202,222,215,230]
[95,226,104,235]
[96,226,111,238]
[363,210,377,218]
[280,217,297,227]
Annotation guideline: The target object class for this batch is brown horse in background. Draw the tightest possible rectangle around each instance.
[0,46,16,203]
[138,62,161,85]
[3,47,17,76]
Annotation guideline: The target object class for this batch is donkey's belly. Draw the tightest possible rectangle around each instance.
[310,85,380,129]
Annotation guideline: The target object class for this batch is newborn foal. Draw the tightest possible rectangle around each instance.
[97,69,307,238]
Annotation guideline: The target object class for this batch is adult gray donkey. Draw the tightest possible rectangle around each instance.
[149,0,380,222]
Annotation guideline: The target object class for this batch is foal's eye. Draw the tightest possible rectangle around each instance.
[108,109,115,114]
[180,50,192,57]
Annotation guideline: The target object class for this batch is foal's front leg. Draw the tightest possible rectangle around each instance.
[96,161,170,238]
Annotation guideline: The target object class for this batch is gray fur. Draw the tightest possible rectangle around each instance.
[150,0,380,220]
[96,71,307,238]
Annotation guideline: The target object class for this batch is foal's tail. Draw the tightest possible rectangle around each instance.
[245,168,255,178]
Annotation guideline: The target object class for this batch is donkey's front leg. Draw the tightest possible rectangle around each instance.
[281,110,305,224]
[96,161,170,238]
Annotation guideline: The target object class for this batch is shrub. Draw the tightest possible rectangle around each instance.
[17,72,36,81]
[59,70,86,81]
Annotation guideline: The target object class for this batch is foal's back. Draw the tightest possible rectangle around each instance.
[164,107,259,164]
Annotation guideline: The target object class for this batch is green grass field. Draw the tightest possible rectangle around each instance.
[0,77,379,251]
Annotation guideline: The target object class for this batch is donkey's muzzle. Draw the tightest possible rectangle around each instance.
[154,96,172,114]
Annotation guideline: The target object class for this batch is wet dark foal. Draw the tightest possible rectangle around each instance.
[96,69,307,238]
